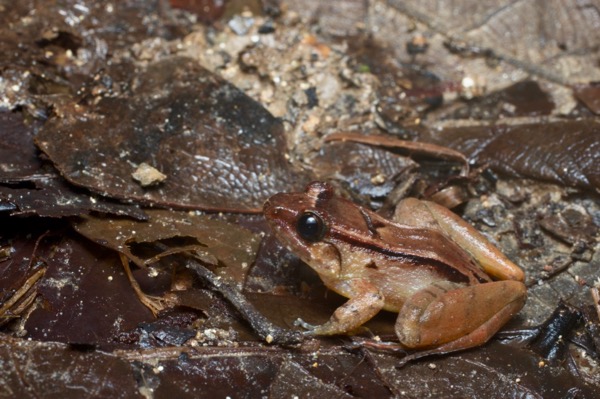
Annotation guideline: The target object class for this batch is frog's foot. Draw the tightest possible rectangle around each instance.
[293,318,318,333]
[347,336,408,354]
[394,304,522,368]
[293,318,347,337]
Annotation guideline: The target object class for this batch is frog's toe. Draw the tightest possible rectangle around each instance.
[293,318,317,332]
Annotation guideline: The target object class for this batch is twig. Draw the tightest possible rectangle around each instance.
[185,258,302,345]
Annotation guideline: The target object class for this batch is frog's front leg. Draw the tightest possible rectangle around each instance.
[397,280,526,351]
[305,279,385,336]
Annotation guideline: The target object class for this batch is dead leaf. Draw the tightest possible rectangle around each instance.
[35,57,310,212]
[72,209,261,285]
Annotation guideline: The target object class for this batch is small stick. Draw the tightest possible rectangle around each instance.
[185,258,302,345]
[325,132,469,176]
[0,268,46,317]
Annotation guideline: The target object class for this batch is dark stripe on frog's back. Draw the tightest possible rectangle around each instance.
[327,229,484,285]
[327,217,492,284]
[319,190,491,284]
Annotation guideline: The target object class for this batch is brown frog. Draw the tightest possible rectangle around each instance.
[264,181,527,361]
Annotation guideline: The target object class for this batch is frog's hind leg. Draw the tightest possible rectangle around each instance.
[395,198,524,282]
[396,280,526,353]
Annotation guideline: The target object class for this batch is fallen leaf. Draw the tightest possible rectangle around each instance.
[35,57,309,212]
[72,209,261,285]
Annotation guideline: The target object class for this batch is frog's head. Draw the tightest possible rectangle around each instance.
[264,181,342,277]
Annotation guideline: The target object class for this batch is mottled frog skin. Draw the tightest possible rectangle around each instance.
[264,181,526,358]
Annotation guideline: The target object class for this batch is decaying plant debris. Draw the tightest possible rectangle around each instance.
[1,0,599,397]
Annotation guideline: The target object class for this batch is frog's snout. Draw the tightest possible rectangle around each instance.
[263,195,281,220]
[263,192,285,210]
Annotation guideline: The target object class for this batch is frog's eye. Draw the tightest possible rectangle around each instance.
[297,211,326,242]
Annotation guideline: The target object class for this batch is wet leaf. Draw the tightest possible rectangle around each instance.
[367,341,598,398]
[268,360,354,398]
[426,120,600,192]
[36,57,309,212]
[0,335,140,399]
[0,219,156,344]
[0,112,44,181]
[0,112,148,219]
[0,178,148,220]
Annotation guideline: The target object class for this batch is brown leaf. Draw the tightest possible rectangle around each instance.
[449,80,555,120]
[388,1,600,84]
[0,111,148,219]
[72,209,261,285]
[0,112,44,181]
[35,57,309,212]
[19,228,156,344]
[269,360,354,398]
[426,120,600,192]
[310,140,418,205]
[0,335,140,398]
[366,341,598,398]
[0,177,148,220]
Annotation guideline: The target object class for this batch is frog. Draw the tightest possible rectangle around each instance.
[263,181,527,361]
